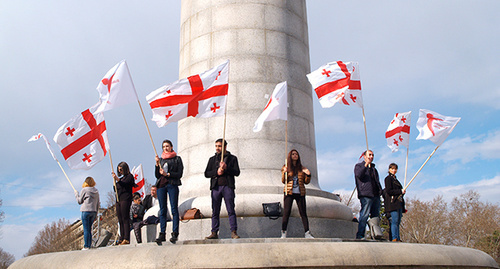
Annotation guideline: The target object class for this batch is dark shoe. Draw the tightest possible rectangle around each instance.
[170,232,179,243]
[205,231,218,239]
[155,232,166,245]
[231,231,240,239]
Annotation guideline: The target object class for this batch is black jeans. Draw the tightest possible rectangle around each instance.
[281,194,309,232]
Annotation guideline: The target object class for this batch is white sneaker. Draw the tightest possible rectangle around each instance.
[281,230,287,239]
[305,231,314,238]
[82,247,89,251]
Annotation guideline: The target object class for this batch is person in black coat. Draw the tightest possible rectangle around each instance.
[112,161,135,245]
[384,163,405,241]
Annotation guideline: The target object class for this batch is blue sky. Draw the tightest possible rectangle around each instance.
[1,0,499,260]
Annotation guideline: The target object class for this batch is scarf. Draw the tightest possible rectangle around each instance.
[162,150,177,159]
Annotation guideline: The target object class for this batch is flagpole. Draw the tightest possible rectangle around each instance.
[404,147,409,187]
[221,63,230,162]
[347,186,356,206]
[56,160,76,192]
[284,120,288,188]
[108,148,119,203]
[348,105,369,204]
[403,145,439,192]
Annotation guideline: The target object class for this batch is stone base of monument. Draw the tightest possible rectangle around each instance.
[10,238,498,268]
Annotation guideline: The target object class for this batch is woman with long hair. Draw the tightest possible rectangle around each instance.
[112,161,135,245]
[384,163,405,242]
[281,149,314,238]
[154,139,183,244]
[75,176,100,250]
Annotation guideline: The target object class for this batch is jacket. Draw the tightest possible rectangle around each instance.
[354,161,382,198]
[384,174,405,212]
[205,151,240,190]
[116,174,135,202]
[281,166,311,196]
[155,155,183,188]
[75,186,100,212]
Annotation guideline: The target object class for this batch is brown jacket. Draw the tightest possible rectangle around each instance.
[281,166,311,196]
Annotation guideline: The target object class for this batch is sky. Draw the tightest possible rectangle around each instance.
[1,0,499,261]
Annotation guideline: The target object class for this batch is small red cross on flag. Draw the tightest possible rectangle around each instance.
[385,111,412,152]
[147,60,229,127]
[131,164,145,198]
[53,103,109,170]
[306,61,363,109]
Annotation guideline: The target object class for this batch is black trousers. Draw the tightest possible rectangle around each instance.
[116,199,132,241]
[281,194,309,232]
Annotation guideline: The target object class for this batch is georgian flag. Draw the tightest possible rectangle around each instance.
[306,61,362,108]
[385,111,411,152]
[131,164,145,199]
[147,60,229,127]
[94,60,138,114]
[53,103,109,170]
[416,109,461,147]
[28,133,58,161]
[253,81,288,132]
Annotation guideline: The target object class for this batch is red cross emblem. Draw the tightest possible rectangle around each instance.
[215,71,221,80]
[393,139,399,146]
[134,173,138,180]
[350,94,356,102]
[65,127,75,137]
[210,103,220,113]
[82,153,93,163]
[399,135,404,142]
[321,69,332,77]
[149,74,228,119]
[165,110,173,120]
[60,109,107,164]
[401,116,407,123]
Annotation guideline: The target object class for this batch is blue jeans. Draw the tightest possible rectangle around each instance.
[211,185,237,232]
[157,184,179,234]
[357,196,380,239]
[390,209,403,241]
[81,211,97,248]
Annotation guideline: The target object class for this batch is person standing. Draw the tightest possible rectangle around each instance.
[280,149,314,238]
[112,161,135,245]
[154,139,183,244]
[75,177,100,250]
[384,163,405,242]
[204,138,240,239]
[354,150,383,239]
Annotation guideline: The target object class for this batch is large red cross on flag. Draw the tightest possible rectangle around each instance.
[385,111,411,152]
[416,109,461,147]
[146,60,229,127]
[94,60,138,114]
[306,61,362,108]
[131,164,145,199]
[53,103,109,170]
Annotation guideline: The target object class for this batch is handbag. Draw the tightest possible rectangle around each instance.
[262,202,282,220]
[181,208,203,221]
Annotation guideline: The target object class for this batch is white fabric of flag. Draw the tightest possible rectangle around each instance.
[53,103,110,170]
[131,164,145,199]
[253,81,288,132]
[94,60,138,114]
[146,60,229,128]
[416,109,461,147]
[306,61,362,108]
[28,133,58,161]
[385,111,411,152]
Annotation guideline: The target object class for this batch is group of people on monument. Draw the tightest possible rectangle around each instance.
[74,139,405,249]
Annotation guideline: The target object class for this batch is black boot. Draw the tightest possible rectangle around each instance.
[170,232,179,243]
[155,232,166,245]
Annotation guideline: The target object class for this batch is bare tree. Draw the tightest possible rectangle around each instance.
[24,218,75,257]
[0,247,15,269]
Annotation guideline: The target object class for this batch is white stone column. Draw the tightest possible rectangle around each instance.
[177,0,352,227]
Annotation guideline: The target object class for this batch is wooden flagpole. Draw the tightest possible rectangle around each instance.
[403,145,439,192]
[108,148,120,202]
[221,62,230,163]
[404,147,409,187]
[348,105,369,205]
[56,160,76,192]
[284,120,288,188]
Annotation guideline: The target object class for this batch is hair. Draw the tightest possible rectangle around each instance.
[389,163,398,170]
[117,161,130,177]
[133,193,142,201]
[162,139,173,151]
[286,149,303,176]
[215,138,227,147]
[82,176,96,188]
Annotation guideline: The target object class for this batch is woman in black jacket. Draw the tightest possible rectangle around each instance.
[384,163,405,242]
[154,139,183,244]
[112,161,135,245]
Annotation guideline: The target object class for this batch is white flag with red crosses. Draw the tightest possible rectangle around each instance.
[94,60,138,114]
[53,103,110,170]
[253,81,288,132]
[306,61,362,108]
[28,133,59,161]
[131,164,145,199]
[385,111,411,152]
[416,109,461,147]
[146,60,229,128]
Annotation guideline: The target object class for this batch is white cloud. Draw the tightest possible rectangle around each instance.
[440,130,500,164]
